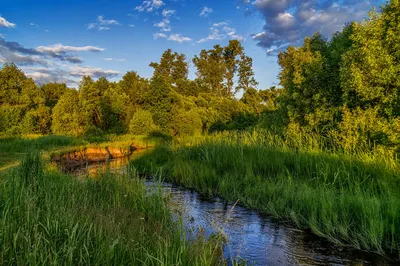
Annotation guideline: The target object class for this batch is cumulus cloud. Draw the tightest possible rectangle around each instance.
[153,33,167,39]
[88,16,120,31]
[68,65,120,79]
[153,33,191,43]
[249,0,381,54]
[36,44,104,53]
[0,37,119,85]
[168,34,192,43]
[162,9,175,17]
[200,7,213,17]
[0,16,16,28]
[135,0,164,12]
[24,65,120,86]
[197,22,245,43]
[154,18,171,32]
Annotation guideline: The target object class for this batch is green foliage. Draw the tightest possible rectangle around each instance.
[171,108,203,136]
[52,90,85,136]
[129,109,156,135]
[83,126,108,143]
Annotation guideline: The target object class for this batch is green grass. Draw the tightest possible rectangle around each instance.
[0,151,226,265]
[131,131,400,256]
[0,135,83,172]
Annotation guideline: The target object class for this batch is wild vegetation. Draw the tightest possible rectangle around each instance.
[131,131,400,255]
[0,151,225,265]
[1,0,400,262]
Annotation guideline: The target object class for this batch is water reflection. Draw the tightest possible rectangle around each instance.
[59,154,397,266]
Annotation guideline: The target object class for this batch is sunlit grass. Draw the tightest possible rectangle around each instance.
[0,152,226,265]
[131,130,400,256]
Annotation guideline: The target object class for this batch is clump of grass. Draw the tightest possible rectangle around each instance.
[131,131,400,256]
[0,151,225,265]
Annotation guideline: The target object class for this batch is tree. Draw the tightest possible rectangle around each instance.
[143,74,179,133]
[41,83,68,108]
[223,40,244,97]
[52,90,85,136]
[129,109,156,135]
[241,88,263,115]
[237,55,258,93]
[193,45,225,97]
[341,2,400,119]
[79,76,101,128]
[150,49,189,87]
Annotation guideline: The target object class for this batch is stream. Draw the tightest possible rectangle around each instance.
[56,151,397,266]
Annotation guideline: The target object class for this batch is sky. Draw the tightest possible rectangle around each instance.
[0,0,384,90]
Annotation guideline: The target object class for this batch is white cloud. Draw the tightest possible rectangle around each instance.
[69,65,120,78]
[251,0,381,52]
[153,33,167,39]
[213,21,229,27]
[0,16,16,28]
[87,16,120,31]
[104,58,126,62]
[197,22,245,43]
[200,7,213,17]
[135,0,165,12]
[154,18,171,32]
[97,16,119,26]
[168,34,192,43]
[197,28,224,43]
[128,24,135,28]
[162,9,175,17]
[36,44,104,53]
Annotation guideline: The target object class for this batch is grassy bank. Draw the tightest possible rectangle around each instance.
[0,134,163,173]
[0,152,225,265]
[131,131,400,256]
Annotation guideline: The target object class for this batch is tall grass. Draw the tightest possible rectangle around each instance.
[0,152,225,265]
[131,131,400,256]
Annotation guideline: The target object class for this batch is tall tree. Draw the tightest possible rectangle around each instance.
[237,54,258,93]
[223,40,243,97]
[193,45,225,97]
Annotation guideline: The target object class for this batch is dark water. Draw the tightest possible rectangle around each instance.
[59,154,398,266]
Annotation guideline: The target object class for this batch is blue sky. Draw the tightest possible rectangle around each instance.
[0,0,384,90]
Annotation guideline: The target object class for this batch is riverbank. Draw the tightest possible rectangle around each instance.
[131,131,400,257]
[0,134,159,173]
[0,150,226,265]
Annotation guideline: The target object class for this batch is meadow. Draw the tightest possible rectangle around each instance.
[0,137,227,265]
[131,131,400,256]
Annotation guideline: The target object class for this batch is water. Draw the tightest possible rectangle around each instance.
[57,154,398,266]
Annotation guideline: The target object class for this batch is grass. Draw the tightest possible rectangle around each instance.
[0,135,83,172]
[0,134,164,173]
[131,130,400,256]
[0,151,226,265]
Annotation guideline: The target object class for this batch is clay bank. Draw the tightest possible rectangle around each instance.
[51,144,144,171]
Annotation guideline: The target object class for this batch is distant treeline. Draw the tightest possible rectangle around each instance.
[0,40,279,138]
[1,0,399,152]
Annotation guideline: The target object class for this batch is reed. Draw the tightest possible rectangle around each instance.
[0,151,225,265]
[131,130,400,256]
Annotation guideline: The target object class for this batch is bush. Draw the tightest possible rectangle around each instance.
[129,109,156,135]
[83,126,108,143]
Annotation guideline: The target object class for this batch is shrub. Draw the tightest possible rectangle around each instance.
[129,109,156,135]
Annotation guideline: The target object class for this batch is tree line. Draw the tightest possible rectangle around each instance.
[0,40,275,138]
[1,0,399,152]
